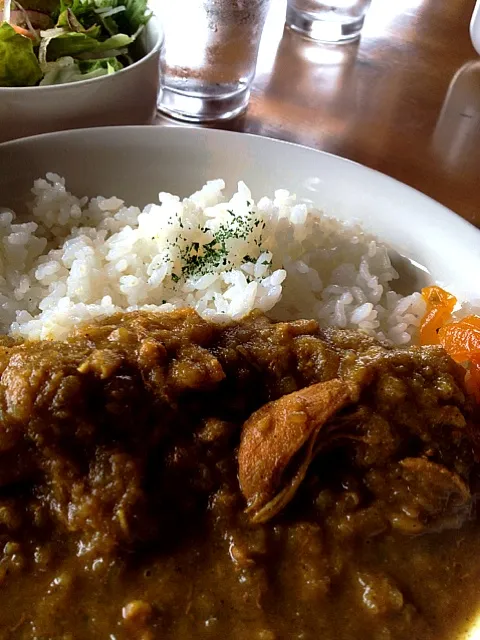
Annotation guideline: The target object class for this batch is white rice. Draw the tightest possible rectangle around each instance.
[0,174,427,343]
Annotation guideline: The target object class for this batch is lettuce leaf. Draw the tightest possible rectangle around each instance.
[39,54,122,84]
[79,56,123,72]
[45,30,132,59]
[56,0,103,29]
[0,22,42,86]
[115,0,150,35]
[57,0,150,36]
[56,8,101,37]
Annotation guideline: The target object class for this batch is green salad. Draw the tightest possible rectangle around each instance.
[0,0,150,86]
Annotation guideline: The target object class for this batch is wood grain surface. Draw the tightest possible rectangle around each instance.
[156,0,480,226]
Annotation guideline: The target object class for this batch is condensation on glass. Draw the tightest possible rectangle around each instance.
[157,0,270,122]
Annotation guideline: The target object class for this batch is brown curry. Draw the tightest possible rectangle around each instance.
[0,309,479,640]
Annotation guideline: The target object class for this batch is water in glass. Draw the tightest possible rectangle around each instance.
[157,0,270,122]
[286,0,372,43]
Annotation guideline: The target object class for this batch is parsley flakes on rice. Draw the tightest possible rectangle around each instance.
[0,174,426,342]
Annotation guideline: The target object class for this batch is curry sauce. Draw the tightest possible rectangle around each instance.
[0,309,479,639]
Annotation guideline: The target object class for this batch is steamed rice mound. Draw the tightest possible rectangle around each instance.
[0,174,426,342]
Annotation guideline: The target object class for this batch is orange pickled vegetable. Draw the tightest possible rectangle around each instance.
[420,286,480,404]
[419,286,457,345]
[436,313,480,405]
[438,315,480,363]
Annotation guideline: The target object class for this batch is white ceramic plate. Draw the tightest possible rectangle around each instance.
[1,125,480,639]
[0,125,479,301]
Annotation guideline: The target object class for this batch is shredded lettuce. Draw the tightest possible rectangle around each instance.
[45,30,132,59]
[3,0,12,23]
[39,53,121,84]
[0,22,42,86]
[115,0,150,35]
[56,0,150,35]
[0,0,149,86]
[78,55,122,72]
[56,8,101,36]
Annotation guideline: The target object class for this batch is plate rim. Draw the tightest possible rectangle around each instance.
[1,124,478,238]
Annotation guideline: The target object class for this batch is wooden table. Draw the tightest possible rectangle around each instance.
[157,0,480,227]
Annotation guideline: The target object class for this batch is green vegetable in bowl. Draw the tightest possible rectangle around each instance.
[42,29,133,60]
[39,54,121,84]
[0,22,42,85]
[0,0,150,87]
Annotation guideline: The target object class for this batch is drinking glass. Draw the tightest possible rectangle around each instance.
[286,0,372,43]
[157,0,270,122]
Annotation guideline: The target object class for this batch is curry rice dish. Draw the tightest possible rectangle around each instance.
[1,308,480,640]
[1,177,480,639]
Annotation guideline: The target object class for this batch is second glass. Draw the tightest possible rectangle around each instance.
[157,0,270,123]
[286,0,372,43]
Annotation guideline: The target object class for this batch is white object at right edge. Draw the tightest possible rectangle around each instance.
[471,0,480,55]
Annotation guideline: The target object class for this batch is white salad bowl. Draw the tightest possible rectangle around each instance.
[0,17,163,143]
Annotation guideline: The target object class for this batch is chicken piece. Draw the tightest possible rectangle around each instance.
[239,379,358,524]
[366,457,471,534]
[238,327,476,529]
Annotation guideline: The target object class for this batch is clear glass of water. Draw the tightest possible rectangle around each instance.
[157,0,270,123]
[286,0,372,43]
